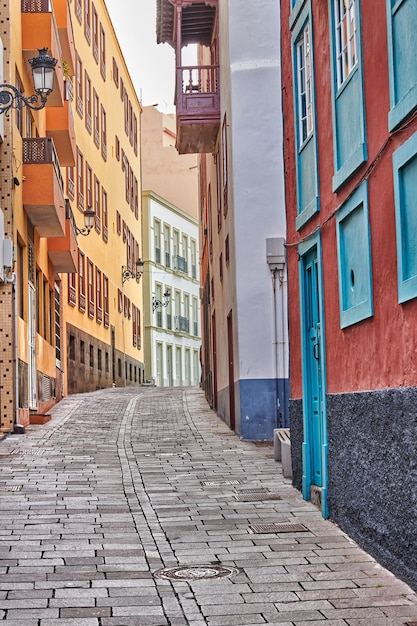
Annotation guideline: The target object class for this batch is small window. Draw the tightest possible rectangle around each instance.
[99,23,106,79]
[69,335,76,360]
[336,182,373,327]
[76,55,83,118]
[393,132,417,303]
[112,57,119,87]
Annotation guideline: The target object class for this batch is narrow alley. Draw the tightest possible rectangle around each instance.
[0,387,416,625]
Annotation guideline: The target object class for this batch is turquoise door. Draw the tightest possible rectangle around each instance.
[299,239,328,517]
[304,249,323,486]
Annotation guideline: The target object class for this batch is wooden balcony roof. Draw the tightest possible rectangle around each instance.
[157,0,217,48]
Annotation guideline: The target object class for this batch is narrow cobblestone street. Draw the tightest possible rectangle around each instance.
[0,386,416,625]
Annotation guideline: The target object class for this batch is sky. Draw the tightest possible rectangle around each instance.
[104,0,176,113]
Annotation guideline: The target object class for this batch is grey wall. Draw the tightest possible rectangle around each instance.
[327,388,417,591]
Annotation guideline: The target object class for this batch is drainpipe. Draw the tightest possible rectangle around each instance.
[266,238,287,428]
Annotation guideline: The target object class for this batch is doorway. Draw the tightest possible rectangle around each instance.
[299,237,328,516]
[227,311,235,431]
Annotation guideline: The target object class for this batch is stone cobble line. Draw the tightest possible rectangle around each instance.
[0,386,416,626]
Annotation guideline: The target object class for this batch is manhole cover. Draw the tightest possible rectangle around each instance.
[153,564,239,580]
[249,523,308,534]
[201,480,242,486]
[235,493,282,502]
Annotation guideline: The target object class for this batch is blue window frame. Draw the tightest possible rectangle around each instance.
[336,181,373,328]
[386,0,417,131]
[291,1,319,230]
[393,131,417,303]
[328,0,367,191]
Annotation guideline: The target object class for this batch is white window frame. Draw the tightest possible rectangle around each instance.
[296,23,313,145]
[334,0,357,88]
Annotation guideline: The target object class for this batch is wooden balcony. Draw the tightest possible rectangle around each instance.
[46,97,76,166]
[48,200,78,273]
[23,138,66,238]
[21,0,65,107]
[176,64,220,154]
[52,0,76,76]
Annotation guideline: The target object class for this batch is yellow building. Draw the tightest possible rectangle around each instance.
[0,0,143,434]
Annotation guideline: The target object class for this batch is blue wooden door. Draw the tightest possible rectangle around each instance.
[303,248,324,487]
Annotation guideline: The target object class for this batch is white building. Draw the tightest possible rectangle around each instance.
[142,191,201,387]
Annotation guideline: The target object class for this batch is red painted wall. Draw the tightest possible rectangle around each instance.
[282,1,417,398]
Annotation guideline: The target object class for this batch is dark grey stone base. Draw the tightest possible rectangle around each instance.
[289,398,303,491]
[327,387,417,592]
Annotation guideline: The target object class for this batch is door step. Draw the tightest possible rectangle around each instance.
[29,414,51,425]
[310,485,322,510]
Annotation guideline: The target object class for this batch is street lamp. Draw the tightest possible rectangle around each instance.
[75,206,95,237]
[122,259,144,284]
[153,290,170,312]
[0,48,57,115]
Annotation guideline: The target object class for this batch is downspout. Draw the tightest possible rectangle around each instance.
[270,268,280,429]
[266,237,286,429]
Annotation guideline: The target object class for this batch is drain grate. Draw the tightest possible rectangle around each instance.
[236,488,269,494]
[201,479,242,486]
[13,448,42,455]
[235,493,282,502]
[249,522,308,534]
[153,564,239,580]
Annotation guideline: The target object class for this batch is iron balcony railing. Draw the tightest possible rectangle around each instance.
[175,255,188,273]
[176,316,189,333]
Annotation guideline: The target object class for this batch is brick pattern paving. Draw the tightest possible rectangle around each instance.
[0,386,415,625]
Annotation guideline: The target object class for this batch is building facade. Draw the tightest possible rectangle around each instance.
[281,0,417,589]
[156,0,288,439]
[0,0,76,431]
[141,106,201,387]
[62,0,144,395]
[0,0,143,434]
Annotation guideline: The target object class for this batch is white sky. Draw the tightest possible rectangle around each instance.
[104,0,176,112]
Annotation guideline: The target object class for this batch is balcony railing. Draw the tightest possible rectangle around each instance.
[179,65,219,97]
[23,137,64,196]
[175,255,188,273]
[176,316,189,333]
[22,0,51,12]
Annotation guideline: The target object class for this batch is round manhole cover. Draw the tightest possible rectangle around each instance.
[153,564,239,580]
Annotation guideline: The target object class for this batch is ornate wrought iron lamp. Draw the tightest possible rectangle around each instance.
[0,48,57,115]
[153,290,170,312]
[75,207,95,237]
[122,259,144,284]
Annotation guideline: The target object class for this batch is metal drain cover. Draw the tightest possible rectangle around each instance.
[201,480,242,486]
[249,523,308,534]
[154,564,239,580]
[235,493,282,502]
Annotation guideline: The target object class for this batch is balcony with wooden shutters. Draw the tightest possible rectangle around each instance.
[46,81,76,166]
[48,200,78,274]
[21,0,65,107]
[157,0,219,154]
[23,138,66,238]
[53,0,76,76]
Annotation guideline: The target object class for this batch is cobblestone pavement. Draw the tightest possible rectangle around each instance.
[0,386,416,626]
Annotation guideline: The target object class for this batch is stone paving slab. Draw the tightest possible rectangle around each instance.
[0,386,416,625]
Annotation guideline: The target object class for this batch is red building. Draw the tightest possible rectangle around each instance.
[281,0,417,590]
